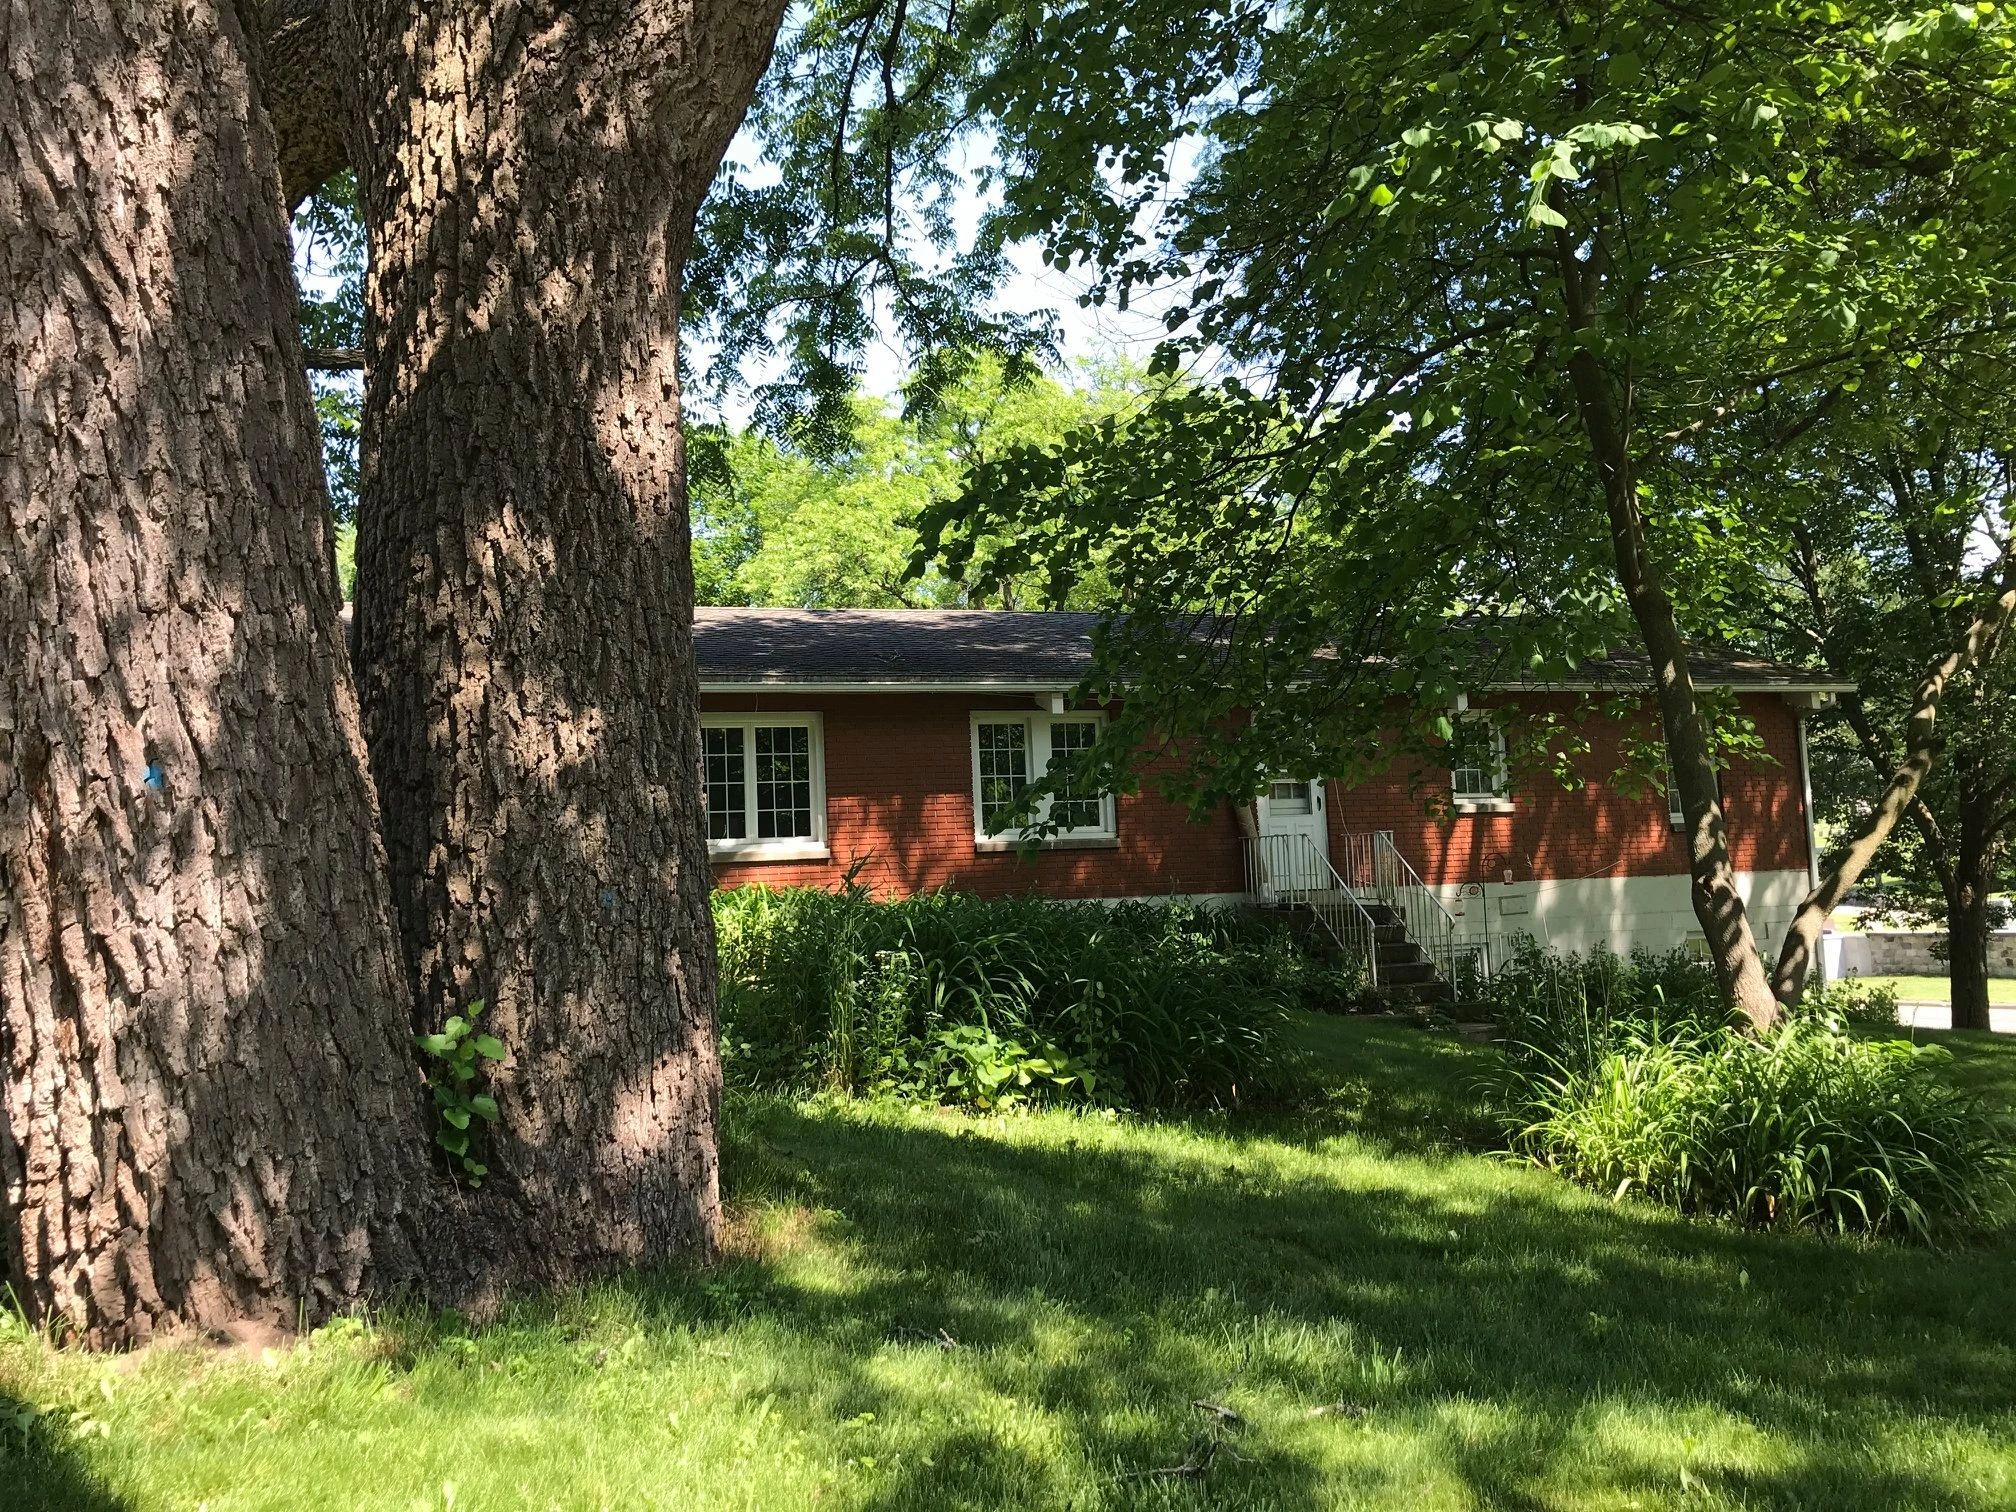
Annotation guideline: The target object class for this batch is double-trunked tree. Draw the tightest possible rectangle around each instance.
[2,0,787,1341]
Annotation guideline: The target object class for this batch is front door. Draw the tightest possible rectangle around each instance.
[1254,778,1331,895]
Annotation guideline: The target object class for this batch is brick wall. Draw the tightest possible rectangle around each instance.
[1329,692,1811,888]
[702,689,1812,899]
[704,692,1248,899]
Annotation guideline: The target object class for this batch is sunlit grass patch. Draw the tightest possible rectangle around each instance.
[3,1017,2013,1510]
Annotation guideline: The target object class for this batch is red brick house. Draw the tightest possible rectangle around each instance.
[696,608,1846,975]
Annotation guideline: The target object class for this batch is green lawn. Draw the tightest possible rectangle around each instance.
[5,1018,2015,1511]
[1857,974,2016,1005]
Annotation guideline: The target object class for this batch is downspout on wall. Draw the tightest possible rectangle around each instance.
[1795,708,1826,985]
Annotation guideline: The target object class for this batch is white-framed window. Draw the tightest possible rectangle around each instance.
[701,713,827,859]
[1265,779,1315,816]
[1449,719,1510,807]
[969,711,1115,842]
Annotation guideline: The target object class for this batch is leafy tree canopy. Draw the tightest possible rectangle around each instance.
[919,0,2016,778]
[693,356,1143,607]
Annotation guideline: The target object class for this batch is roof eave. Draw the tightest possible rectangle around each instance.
[698,678,1080,695]
[1486,679,1856,695]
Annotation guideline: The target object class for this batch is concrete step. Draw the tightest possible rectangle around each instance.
[1375,959,1439,986]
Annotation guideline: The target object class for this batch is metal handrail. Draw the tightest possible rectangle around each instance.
[1241,832,1384,986]
[1366,830,1490,988]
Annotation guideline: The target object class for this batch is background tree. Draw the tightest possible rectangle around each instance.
[1,0,434,1342]
[917,0,2016,1026]
[1764,375,2016,1031]
[694,360,1135,607]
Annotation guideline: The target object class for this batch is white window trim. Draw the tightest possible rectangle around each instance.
[1665,762,1723,830]
[701,712,829,861]
[1451,717,1512,812]
[969,710,1117,847]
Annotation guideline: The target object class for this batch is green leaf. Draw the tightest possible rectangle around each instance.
[473,1035,506,1061]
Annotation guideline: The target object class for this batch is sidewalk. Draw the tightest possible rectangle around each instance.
[1894,1002,2016,1034]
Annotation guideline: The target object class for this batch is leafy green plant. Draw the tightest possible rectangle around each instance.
[922,1023,1102,1111]
[1791,977,1902,1029]
[712,884,1297,1110]
[416,1001,504,1186]
[1485,940,1728,1078]
[1493,1019,2014,1240]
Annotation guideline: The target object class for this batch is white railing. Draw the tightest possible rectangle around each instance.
[1241,832,1383,986]
[1361,830,1491,990]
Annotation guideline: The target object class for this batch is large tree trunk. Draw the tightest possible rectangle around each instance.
[251,0,351,212]
[340,0,786,1279]
[0,0,431,1344]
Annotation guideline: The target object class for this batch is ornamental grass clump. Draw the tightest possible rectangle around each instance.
[1496,1019,2014,1241]
[712,883,1316,1110]
[1484,940,1727,1078]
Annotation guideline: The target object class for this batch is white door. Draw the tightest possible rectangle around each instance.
[1254,778,1331,895]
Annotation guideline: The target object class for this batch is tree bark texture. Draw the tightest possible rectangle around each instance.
[1948,790,1997,1034]
[250,0,351,212]
[0,0,432,1343]
[341,0,787,1279]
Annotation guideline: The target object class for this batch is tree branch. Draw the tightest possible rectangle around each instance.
[249,0,349,212]
[1774,531,2016,999]
[304,346,364,371]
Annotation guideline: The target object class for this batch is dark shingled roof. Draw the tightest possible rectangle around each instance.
[693,607,1852,693]
[695,608,1108,687]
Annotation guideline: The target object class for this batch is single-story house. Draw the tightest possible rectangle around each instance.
[696,608,1847,969]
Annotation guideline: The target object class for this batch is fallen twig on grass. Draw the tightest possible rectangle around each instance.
[888,1325,960,1351]
[1309,1400,1371,1419]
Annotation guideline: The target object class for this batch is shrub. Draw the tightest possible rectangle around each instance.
[712,884,1311,1110]
[1791,976,1901,1029]
[1484,940,1728,1076]
[1494,1020,2014,1240]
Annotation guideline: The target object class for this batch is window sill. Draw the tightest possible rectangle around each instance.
[973,835,1120,853]
[708,841,831,864]
[1452,798,1514,815]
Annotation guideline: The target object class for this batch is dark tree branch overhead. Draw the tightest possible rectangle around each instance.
[305,345,364,371]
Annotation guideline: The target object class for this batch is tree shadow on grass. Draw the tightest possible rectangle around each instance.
[643,1081,2016,1511]
[0,1391,131,1512]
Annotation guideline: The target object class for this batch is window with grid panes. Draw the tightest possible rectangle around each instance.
[753,725,813,838]
[1046,718,1103,830]
[971,713,1113,839]
[974,720,1030,833]
[700,715,823,852]
[702,726,747,840]
[1449,720,1509,803]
